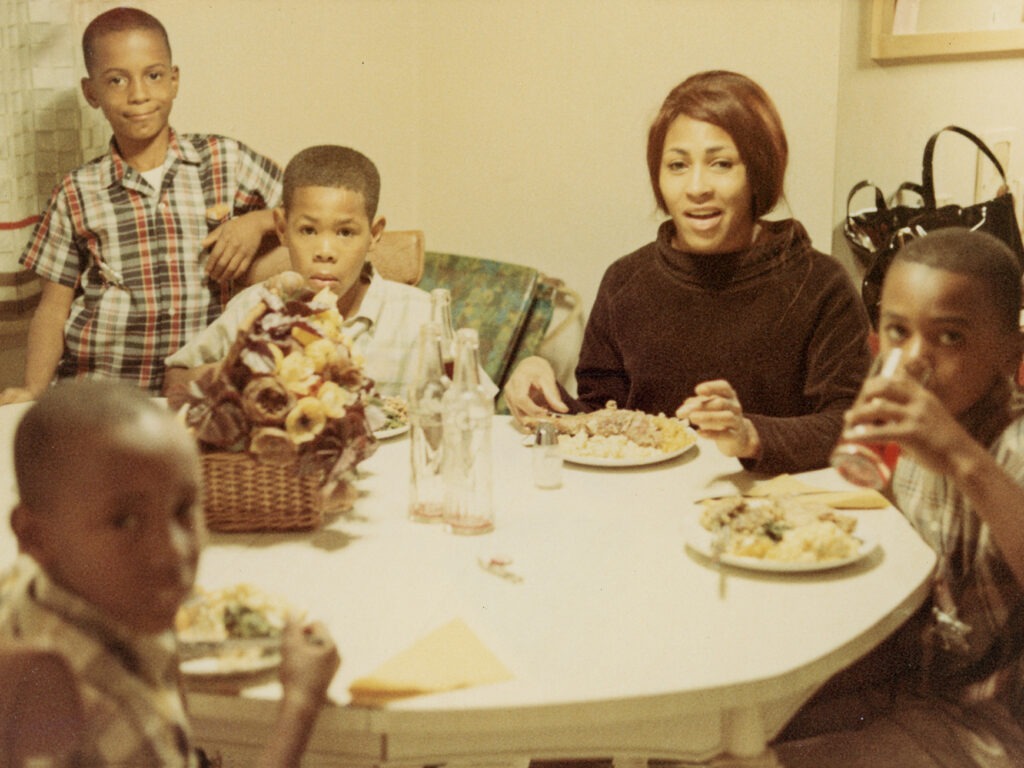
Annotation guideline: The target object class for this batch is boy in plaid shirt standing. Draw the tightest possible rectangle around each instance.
[1,7,282,404]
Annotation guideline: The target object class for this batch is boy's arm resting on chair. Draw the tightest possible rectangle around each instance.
[0,279,74,406]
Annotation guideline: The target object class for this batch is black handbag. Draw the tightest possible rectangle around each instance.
[844,180,925,269]
[847,126,1024,328]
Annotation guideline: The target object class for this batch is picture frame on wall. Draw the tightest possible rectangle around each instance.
[870,0,1024,63]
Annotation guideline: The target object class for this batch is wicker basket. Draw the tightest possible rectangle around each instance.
[201,452,326,532]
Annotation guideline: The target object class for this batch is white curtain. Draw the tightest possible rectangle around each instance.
[0,0,105,386]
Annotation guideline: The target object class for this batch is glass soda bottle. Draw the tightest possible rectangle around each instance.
[429,288,456,380]
[442,328,494,534]
[407,323,450,523]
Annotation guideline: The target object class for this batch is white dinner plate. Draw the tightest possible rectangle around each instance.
[179,649,281,678]
[374,423,410,440]
[562,440,697,468]
[683,518,880,573]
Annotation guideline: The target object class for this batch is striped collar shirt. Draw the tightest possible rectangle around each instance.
[20,129,282,393]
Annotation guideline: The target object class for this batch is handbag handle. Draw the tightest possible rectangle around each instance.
[845,180,887,222]
[921,125,1009,208]
[845,180,925,221]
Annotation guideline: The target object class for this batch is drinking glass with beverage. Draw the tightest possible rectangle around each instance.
[829,348,931,490]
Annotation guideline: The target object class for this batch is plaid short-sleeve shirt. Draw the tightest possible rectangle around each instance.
[20,129,282,393]
[892,406,1024,710]
[0,559,199,766]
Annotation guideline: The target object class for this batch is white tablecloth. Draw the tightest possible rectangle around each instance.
[0,403,936,767]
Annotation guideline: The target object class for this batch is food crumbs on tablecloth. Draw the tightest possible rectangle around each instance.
[478,556,523,583]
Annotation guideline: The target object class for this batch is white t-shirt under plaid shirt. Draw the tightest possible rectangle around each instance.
[20,128,282,393]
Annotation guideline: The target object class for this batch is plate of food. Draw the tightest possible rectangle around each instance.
[522,402,697,468]
[372,396,410,439]
[175,583,295,678]
[179,647,282,678]
[684,495,879,573]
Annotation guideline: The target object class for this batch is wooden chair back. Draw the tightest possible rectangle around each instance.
[243,229,425,287]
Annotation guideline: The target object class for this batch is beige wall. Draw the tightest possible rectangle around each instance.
[833,0,1024,279]
[94,0,843,314]
[11,1,1024,387]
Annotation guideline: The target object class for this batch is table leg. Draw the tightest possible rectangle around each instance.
[708,748,779,768]
[721,707,768,759]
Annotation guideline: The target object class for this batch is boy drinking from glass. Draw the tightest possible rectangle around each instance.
[1,8,282,405]
[0,380,340,766]
[775,228,1024,766]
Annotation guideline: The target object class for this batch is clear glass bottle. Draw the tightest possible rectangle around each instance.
[429,288,456,380]
[442,328,494,535]
[407,323,450,523]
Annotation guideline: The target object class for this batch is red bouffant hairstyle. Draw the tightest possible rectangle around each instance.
[646,70,788,219]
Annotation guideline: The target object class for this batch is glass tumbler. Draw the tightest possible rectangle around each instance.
[829,348,927,490]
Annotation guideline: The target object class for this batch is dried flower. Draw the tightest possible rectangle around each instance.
[241,377,294,426]
[286,396,328,444]
[249,427,299,465]
[177,275,379,501]
[317,381,356,418]
[278,350,318,396]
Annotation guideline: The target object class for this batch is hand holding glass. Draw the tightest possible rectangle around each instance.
[830,349,930,490]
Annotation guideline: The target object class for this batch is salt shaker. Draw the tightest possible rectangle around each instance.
[532,423,562,489]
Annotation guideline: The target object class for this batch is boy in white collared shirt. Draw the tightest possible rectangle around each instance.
[163,145,485,401]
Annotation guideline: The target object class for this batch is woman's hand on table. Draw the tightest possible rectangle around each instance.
[676,379,761,460]
[503,356,569,424]
[278,620,341,708]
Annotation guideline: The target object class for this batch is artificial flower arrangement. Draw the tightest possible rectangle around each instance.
[174,272,380,523]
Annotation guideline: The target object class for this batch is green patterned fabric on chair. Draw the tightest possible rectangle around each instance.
[418,252,555,404]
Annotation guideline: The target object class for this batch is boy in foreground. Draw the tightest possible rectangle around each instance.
[775,229,1024,766]
[0,381,339,766]
[163,144,440,399]
[0,8,281,405]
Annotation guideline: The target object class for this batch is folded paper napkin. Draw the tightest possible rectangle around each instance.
[348,618,514,706]
[702,474,889,509]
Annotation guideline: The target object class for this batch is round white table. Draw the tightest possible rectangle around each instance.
[0,402,936,767]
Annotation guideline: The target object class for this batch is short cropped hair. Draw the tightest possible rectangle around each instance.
[282,145,381,219]
[82,7,172,75]
[893,229,1023,333]
[646,70,788,219]
[14,381,163,510]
